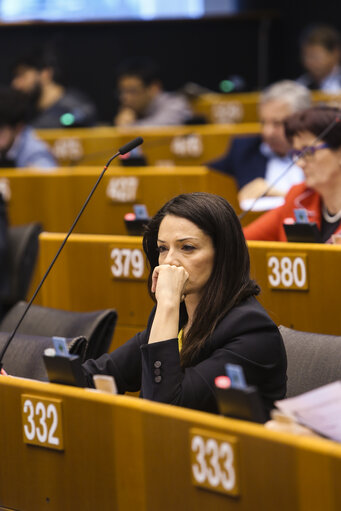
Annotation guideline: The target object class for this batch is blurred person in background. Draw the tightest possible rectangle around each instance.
[208,81,311,209]
[0,87,56,168]
[113,56,192,127]
[297,24,341,92]
[11,48,97,128]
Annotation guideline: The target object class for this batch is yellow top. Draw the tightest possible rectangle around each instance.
[177,329,183,352]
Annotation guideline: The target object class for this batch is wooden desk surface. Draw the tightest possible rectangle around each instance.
[0,375,340,511]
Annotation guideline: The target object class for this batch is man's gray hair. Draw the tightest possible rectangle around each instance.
[260,80,311,113]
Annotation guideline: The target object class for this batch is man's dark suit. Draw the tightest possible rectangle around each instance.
[83,296,287,418]
[208,135,267,189]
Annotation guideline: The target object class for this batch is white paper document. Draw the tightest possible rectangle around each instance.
[275,381,341,442]
[240,196,285,212]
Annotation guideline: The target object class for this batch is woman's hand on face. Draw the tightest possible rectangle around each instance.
[151,264,189,305]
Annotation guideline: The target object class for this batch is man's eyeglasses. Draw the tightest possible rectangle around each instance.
[289,143,330,161]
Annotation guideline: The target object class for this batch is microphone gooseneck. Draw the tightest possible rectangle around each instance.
[0,137,144,370]
[238,116,340,221]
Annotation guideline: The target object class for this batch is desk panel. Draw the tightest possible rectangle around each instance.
[190,92,260,123]
[39,236,341,350]
[2,167,239,235]
[189,90,341,124]
[0,376,340,511]
[248,241,341,335]
[38,234,153,350]
[37,124,260,166]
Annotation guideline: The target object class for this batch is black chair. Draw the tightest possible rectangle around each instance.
[0,301,117,360]
[0,331,87,381]
[279,325,341,398]
[3,223,42,312]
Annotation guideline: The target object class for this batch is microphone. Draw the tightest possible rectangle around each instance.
[238,116,340,221]
[0,137,144,371]
[119,137,143,155]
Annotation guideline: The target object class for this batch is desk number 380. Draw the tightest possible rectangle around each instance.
[267,254,308,290]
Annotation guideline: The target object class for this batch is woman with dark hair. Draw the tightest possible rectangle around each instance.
[244,106,341,242]
[83,192,287,416]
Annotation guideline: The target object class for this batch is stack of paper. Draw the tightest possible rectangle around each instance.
[275,381,341,442]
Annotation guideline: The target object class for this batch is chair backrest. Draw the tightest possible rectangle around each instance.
[4,223,42,308]
[0,301,117,359]
[0,332,87,381]
[279,325,341,398]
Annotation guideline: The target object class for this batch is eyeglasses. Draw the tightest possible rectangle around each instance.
[289,143,330,161]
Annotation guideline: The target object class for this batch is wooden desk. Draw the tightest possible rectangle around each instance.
[38,233,153,349]
[0,375,340,511]
[190,92,261,124]
[189,90,341,124]
[248,241,341,335]
[312,90,341,108]
[37,124,260,166]
[2,167,240,235]
[38,236,341,350]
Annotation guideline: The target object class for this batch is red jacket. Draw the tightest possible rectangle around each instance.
[243,183,341,242]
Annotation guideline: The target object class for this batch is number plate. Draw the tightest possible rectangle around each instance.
[190,428,240,497]
[267,253,308,290]
[106,176,139,202]
[211,102,244,123]
[110,246,147,280]
[21,395,64,450]
[170,134,203,158]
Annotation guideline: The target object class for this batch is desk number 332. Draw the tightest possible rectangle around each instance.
[22,395,64,450]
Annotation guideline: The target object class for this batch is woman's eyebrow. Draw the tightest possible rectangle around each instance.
[157,237,198,243]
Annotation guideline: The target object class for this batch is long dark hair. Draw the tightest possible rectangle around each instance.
[143,192,259,367]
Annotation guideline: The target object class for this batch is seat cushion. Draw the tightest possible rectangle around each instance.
[279,325,341,398]
[0,301,117,359]
[0,332,87,381]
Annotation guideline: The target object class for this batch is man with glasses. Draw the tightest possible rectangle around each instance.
[208,81,312,210]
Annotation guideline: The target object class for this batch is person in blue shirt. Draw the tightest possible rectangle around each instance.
[0,87,56,169]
